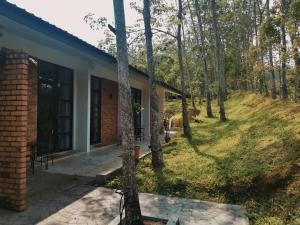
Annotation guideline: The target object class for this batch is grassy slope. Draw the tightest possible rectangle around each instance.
[108,92,300,225]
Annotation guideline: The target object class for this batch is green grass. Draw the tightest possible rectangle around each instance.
[107,91,300,225]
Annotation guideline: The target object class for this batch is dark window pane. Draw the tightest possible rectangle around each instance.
[92,78,100,90]
[58,118,71,133]
[59,85,72,100]
[38,60,73,153]
[59,102,71,117]
[90,76,101,144]
[57,135,71,150]
[92,92,100,106]
[38,61,56,82]
[58,67,72,84]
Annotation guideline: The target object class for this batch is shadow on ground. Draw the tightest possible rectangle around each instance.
[0,170,99,225]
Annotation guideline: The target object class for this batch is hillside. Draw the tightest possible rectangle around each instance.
[109,92,300,225]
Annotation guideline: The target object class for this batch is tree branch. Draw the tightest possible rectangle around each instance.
[108,24,116,34]
[152,28,177,38]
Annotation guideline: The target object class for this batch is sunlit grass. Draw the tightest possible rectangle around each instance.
[107,91,300,225]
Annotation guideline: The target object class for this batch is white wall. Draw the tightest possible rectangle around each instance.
[75,69,91,152]
[0,16,151,151]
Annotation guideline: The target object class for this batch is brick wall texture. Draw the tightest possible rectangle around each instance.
[0,48,29,211]
[101,78,118,145]
[27,60,37,149]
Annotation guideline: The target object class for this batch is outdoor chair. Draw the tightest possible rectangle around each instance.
[28,142,54,175]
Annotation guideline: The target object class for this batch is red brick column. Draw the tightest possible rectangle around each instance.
[0,48,28,211]
[101,78,118,145]
[27,60,37,154]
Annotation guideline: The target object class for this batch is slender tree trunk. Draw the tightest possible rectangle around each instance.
[177,0,191,137]
[143,0,164,168]
[190,0,213,117]
[234,60,240,90]
[210,0,226,121]
[268,42,276,99]
[280,0,289,100]
[182,24,196,110]
[266,1,277,101]
[291,32,300,103]
[295,50,300,103]
[253,0,268,96]
[253,0,261,94]
[113,1,143,224]
[277,41,283,98]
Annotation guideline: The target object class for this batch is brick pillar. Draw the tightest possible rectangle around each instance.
[27,59,37,155]
[0,48,28,211]
[101,78,118,145]
[25,59,37,165]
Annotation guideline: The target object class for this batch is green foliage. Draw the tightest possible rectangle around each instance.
[289,0,300,20]
[261,17,281,45]
[85,0,299,100]
[107,92,300,225]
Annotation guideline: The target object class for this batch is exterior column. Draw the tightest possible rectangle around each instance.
[0,48,28,211]
[27,59,37,155]
[75,70,90,152]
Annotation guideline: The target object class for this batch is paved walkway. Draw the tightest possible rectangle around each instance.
[36,188,249,225]
[0,171,249,225]
[0,171,97,225]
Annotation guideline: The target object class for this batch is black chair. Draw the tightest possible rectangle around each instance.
[28,142,37,175]
[28,142,54,175]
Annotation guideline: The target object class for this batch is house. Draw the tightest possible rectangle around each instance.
[0,1,180,211]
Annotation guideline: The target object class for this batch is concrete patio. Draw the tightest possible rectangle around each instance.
[43,139,152,183]
[36,188,249,225]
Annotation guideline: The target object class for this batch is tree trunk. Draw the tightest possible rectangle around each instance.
[277,44,283,98]
[143,0,164,167]
[254,0,269,96]
[177,0,191,137]
[192,0,213,118]
[280,0,289,100]
[113,1,143,224]
[253,0,260,94]
[268,44,277,99]
[210,0,226,121]
[295,50,300,103]
[182,24,196,110]
[291,32,300,103]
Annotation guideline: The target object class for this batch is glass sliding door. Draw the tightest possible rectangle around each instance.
[57,67,73,151]
[37,60,73,154]
[90,76,101,144]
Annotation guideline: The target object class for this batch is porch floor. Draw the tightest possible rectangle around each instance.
[43,138,153,179]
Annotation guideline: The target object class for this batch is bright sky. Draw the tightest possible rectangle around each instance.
[7,0,140,47]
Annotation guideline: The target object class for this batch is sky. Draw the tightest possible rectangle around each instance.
[7,0,140,47]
